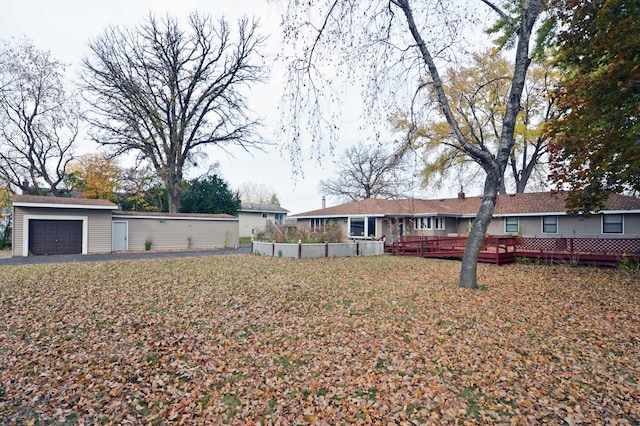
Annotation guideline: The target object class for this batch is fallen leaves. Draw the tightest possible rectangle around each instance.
[0,256,638,424]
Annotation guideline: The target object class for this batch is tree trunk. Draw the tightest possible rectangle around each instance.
[459,175,500,288]
[166,174,182,213]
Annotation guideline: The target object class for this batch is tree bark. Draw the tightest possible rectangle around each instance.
[459,174,500,288]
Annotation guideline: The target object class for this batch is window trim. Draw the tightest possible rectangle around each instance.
[504,217,519,233]
[602,214,623,234]
[542,216,558,234]
[415,217,432,230]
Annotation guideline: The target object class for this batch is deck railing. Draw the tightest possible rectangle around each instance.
[389,235,639,265]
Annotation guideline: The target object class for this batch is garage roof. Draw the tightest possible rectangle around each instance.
[13,194,119,210]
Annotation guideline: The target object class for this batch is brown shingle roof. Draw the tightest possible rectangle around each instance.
[13,194,118,209]
[291,192,640,218]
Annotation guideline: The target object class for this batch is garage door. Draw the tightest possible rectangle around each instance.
[29,219,82,255]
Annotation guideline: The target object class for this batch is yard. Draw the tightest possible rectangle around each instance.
[0,255,638,425]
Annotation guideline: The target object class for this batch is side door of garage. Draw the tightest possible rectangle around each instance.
[29,219,83,255]
[112,221,128,251]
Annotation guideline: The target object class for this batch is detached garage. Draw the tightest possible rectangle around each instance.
[12,195,118,257]
[12,195,240,257]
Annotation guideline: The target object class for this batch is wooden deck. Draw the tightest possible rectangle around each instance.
[387,236,640,266]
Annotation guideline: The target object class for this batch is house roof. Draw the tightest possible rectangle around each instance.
[13,194,119,210]
[239,203,289,214]
[112,210,237,220]
[290,192,640,218]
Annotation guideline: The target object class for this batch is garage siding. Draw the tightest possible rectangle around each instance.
[114,216,239,251]
[13,206,113,256]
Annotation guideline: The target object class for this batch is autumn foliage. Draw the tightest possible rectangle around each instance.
[1,255,638,424]
[547,0,640,212]
[65,154,120,203]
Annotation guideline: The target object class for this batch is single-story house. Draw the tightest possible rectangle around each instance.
[289,192,640,241]
[237,202,289,238]
[11,194,239,257]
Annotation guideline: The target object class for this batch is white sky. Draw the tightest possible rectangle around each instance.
[0,0,376,214]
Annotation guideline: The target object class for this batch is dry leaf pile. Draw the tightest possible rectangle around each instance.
[1,255,638,425]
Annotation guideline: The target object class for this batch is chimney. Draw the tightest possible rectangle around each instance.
[457,191,465,201]
[322,196,326,209]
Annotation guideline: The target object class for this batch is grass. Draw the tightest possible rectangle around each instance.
[0,255,638,424]
[238,236,253,246]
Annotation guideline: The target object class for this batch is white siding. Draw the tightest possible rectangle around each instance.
[238,211,267,237]
[13,206,112,256]
[117,216,239,251]
[623,213,640,236]
[489,214,640,238]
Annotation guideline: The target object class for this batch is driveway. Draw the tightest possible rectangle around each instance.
[0,246,251,266]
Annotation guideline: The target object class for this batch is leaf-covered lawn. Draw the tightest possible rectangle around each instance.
[1,255,638,425]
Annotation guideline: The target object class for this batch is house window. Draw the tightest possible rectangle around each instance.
[505,217,519,233]
[367,217,376,237]
[415,217,433,230]
[274,213,284,224]
[350,218,365,237]
[602,214,623,234]
[434,217,445,230]
[262,213,268,219]
[310,218,324,232]
[542,216,558,234]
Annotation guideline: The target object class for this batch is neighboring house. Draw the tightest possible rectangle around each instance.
[12,194,239,257]
[237,203,289,238]
[290,192,640,242]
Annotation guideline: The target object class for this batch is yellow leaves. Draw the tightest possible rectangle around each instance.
[0,256,639,423]
[66,153,121,202]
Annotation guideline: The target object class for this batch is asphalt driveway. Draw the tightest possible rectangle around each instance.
[0,246,251,266]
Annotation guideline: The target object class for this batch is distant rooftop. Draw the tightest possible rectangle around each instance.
[239,203,289,214]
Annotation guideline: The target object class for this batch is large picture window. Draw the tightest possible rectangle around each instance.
[602,214,623,234]
[350,218,365,237]
[505,217,519,233]
[542,216,558,234]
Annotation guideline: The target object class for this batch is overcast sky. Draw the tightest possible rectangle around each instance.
[1,0,397,214]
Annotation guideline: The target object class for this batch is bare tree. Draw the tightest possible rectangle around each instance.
[238,182,280,205]
[280,0,545,288]
[0,38,78,195]
[82,13,267,213]
[319,142,411,201]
